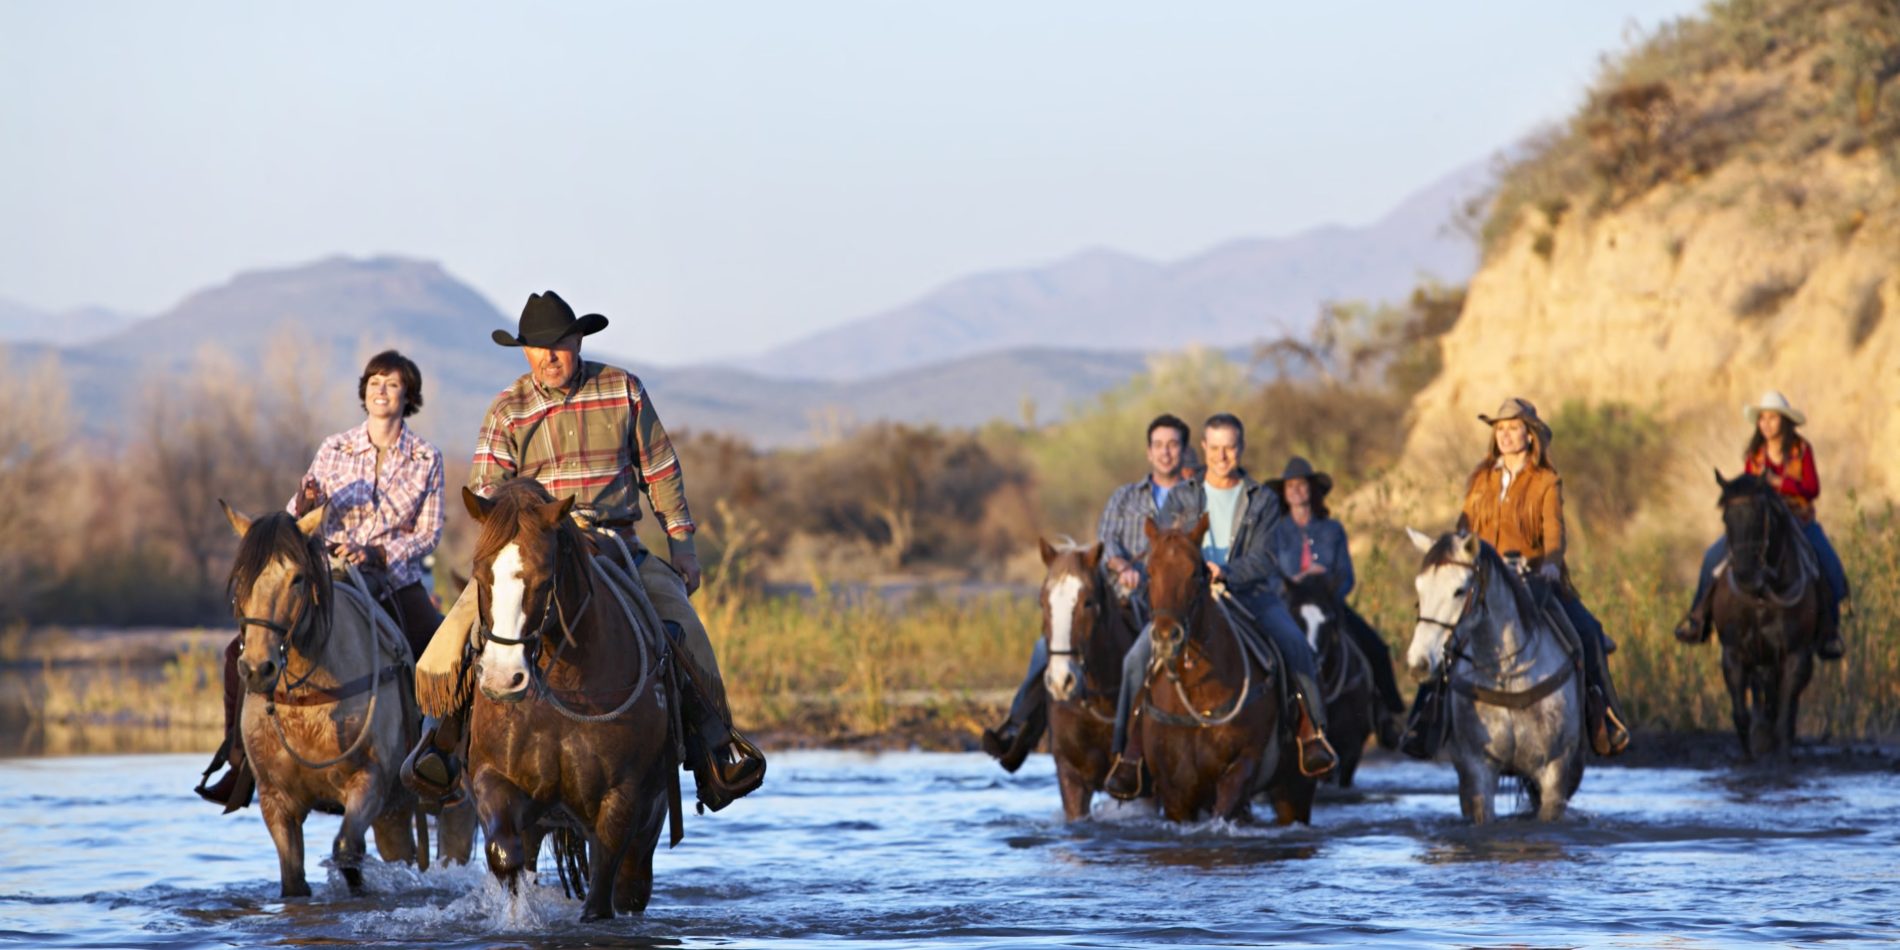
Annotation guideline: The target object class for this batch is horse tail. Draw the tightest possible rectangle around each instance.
[551,827,590,900]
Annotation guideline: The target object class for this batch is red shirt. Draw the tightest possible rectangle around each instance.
[1744,436,1819,520]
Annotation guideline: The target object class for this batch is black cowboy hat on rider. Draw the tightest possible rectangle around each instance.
[1453,398,1630,757]
[1674,390,1851,658]
[1262,455,1408,749]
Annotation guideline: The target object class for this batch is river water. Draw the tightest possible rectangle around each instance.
[2,749,1896,948]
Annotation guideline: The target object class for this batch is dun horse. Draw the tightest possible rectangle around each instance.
[221,502,422,897]
[1037,538,1138,820]
[461,481,678,919]
[1405,521,1583,823]
[1138,515,1314,824]
[1708,471,1822,762]
[1285,575,1376,788]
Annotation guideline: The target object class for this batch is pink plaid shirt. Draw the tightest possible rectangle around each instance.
[286,420,445,589]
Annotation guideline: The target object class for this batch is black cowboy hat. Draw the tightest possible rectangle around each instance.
[492,290,609,348]
[1264,456,1333,500]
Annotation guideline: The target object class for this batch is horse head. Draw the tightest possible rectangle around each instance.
[1404,517,1480,681]
[1038,537,1105,702]
[464,482,580,704]
[223,500,333,695]
[1143,512,1210,663]
[1284,574,1336,656]
[1715,469,1784,593]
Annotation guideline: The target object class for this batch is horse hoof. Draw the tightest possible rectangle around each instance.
[282,881,312,899]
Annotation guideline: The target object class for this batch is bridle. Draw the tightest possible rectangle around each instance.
[472,536,594,661]
[1723,492,1809,608]
[1414,553,1494,673]
[235,571,322,694]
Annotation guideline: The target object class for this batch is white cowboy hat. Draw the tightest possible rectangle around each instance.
[1743,390,1806,427]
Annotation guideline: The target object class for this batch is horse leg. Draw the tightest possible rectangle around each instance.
[1721,651,1751,761]
[1749,668,1778,761]
[371,802,420,867]
[581,785,644,920]
[475,775,533,894]
[612,792,669,915]
[1775,648,1812,764]
[438,799,477,866]
[1531,757,1571,821]
[259,789,311,898]
[1055,760,1093,821]
[333,774,382,895]
[1212,754,1260,824]
[1458,761,1497,825]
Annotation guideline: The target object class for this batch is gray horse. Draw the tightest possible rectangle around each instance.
[1405,523,1584,823]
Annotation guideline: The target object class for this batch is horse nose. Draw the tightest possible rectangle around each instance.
[1408,658,1432,682]
[239,658,276,693]
[1051,668,1077,700]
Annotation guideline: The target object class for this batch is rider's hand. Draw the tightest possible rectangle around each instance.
[1206,561,1223,581]
[1538,561,1562,583]
[1116,566,1141,594]
[672,548,702,596]
[295,476,325,516]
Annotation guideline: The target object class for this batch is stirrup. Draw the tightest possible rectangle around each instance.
[1591,702,1632,757]
[1103,754,1149,801]
[691,732,767,813]
[400,744,465,810]
[1297,732,1338,779]
[1673,611,1711,645]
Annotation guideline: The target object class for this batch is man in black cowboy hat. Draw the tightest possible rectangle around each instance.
[1263,456,1407,748]
[403,290,765,813]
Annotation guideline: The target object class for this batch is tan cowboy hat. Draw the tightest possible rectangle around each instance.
[1743,390,1806,427]
[1478,397,1553,445]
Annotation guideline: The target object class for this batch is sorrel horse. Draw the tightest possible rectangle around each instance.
[1284,575,1376,788]
[221,502,422,897]
[1138,515,1314,824]
[1708,471,1822,762]
[1405,521,1583,823]
[1037,538,1139,820]
[462,481,678,919]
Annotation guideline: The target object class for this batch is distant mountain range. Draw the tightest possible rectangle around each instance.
[1,159,1487,446]
[735,160,1487,380]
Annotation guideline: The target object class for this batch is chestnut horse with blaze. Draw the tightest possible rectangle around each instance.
[1037,538,1140,820]
[462,480,679,919]
[1139,515,1315,824]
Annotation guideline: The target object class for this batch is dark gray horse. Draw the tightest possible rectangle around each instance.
[1405,523,1583,823]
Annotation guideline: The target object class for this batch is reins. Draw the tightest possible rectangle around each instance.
[1140,583,1259,729]
[1724,496,1812,609]
[256,563,407,771]
[1419,553,1574,711]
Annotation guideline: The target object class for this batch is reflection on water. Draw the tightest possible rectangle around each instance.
[1,750,1897,948]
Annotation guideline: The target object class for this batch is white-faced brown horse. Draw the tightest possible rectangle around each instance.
[221,501,422,898]
[1037,538,1139,820]
[462,480,678,919]
[1284,574,1376,788]
[1138,515,1315,824]
[1708,471,1822,762]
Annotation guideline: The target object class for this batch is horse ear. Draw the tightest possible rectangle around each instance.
[538,495,576,527]
[1405,526,1434,554]
[463,486,494,522]
[1454,511,1472,538]
[1713,467,1728,489]
[295,502,327,537]
[220,500,253,538]
[1085,541,1105,572]
[1143,517,1159,544]
[1039,537,1058,566]
[1458,528,1479,559]
[1190,512,1210,546]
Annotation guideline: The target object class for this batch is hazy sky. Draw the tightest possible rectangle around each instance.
[1,1,1704,365]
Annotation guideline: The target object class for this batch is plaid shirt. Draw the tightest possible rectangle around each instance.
[1097,475,1198,568]
[287,420,445,589]
[468,361,695,542]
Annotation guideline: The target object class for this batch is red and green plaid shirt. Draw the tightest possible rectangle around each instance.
[468,362,695,542]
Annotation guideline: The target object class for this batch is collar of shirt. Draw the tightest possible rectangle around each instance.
[342,420,425,461]
[1494,456,1517,501]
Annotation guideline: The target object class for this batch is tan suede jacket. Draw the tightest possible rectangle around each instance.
[1461,461,1567,574]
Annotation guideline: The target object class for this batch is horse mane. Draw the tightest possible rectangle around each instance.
[470,480,590,644]
[227,511,334,655]
[1419,532,1541,628]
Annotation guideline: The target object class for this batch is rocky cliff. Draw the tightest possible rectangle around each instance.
[1397,0,1900,525]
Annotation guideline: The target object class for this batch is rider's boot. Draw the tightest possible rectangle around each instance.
[1816,596,1846,661]
[195,636,255,812]
[1581,644,1632,757]
[400,711,466,809]
[1673,584,1715,645]
[981,645,1049,773]
[1102,711,1149,801]
[1291,675,1338,779]
[674,643,766,813]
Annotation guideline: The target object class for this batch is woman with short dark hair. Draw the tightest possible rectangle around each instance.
[196,349,445,809]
